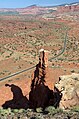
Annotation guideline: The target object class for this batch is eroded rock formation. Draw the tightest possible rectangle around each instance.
[57,4,79,13]
[55,73,79,109]
[29,49,62,109]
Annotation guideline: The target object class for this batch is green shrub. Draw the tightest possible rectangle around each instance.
[36,107,43,113]
[71,106,79,112]
[0,109,9,115]
[12,109,19,113]
[18,109,25,113]
[44,106,56,114]
[44,106,63,115]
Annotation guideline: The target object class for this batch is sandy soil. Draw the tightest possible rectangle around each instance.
[0,14,79,106]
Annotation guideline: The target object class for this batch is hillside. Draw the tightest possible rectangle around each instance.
[0,2,79,15]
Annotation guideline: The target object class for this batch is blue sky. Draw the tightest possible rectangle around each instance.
[0,0,79,8]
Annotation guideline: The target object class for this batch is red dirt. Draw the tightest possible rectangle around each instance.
[0,14,79,107]
[0,61,78,106]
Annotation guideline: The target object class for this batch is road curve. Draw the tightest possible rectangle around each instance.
[0,31,68,81]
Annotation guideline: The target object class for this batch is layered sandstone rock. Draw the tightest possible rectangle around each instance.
[55,73,79,109]
[29,49,61,109]
[58,4,79,13]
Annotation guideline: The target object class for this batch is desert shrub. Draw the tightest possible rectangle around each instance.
[44,106,56,114]
[8,79,12,82]
[70,106,79,112]
[36,107,43,113]
[12,109,19,113]
[26,108,34,112]
[0,72,5,75]
[18,109,26,114]
[30,114,44,119]
[44,106,63,115]
[71,69,75,73]
[0,108,12,116]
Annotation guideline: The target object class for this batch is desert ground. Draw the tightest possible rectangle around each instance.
[0,8,79,118]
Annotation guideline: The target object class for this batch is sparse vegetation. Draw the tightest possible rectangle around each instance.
[0,4,79,119]
[70,106,79,112]
[0,107,79,119]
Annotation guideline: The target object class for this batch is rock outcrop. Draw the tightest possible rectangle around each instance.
[57,4,79,13]
[55,73,79,109]
[29,49,61,109]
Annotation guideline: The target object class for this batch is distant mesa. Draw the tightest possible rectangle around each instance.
[0,2,79,15]
[26,4,38,8]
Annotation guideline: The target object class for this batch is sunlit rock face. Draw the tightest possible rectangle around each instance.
[55,73,79,109]
[57,4,79,13]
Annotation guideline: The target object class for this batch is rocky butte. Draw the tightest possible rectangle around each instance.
[29,49,62,110]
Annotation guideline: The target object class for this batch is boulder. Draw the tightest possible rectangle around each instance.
[55,73,79,109]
